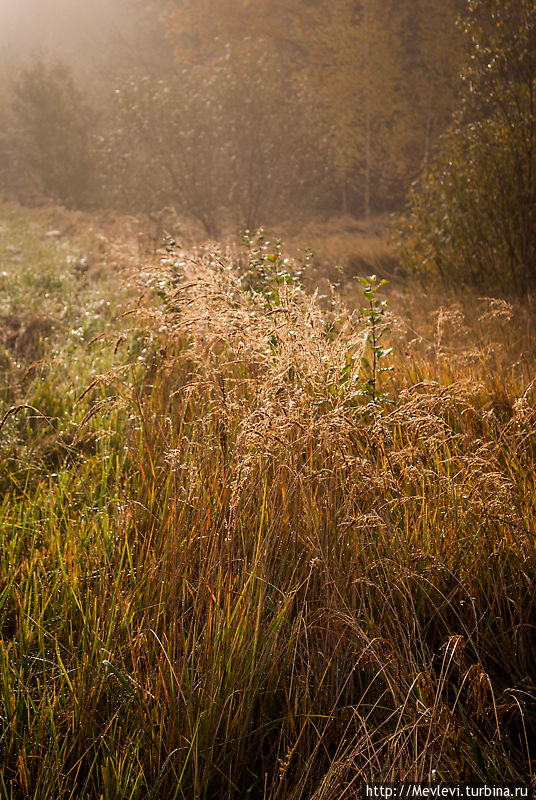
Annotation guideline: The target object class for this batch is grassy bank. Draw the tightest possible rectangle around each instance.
[0,206,535,798]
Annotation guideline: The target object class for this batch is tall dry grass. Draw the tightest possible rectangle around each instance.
[1,224,535,798]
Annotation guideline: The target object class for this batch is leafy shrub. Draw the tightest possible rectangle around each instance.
[398,0,536,294]
[14,58,98,208]
[103,41,322,233]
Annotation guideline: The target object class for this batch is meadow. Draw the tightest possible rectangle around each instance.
[0,202,535,798]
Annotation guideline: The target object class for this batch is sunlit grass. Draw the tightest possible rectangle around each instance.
[0,207,535,798]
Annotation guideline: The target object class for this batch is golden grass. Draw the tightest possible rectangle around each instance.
[1,214,535,798]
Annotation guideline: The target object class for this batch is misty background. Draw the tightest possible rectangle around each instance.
[0,0,465,237]
[0,0,155,68]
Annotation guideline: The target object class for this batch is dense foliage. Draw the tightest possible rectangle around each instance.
[398,0,536,294]
[0,0,464,229]
[13,60,97,208]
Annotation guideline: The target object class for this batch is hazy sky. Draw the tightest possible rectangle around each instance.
[0,0,157,76]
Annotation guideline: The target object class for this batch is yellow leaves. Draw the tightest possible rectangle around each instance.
[166,0,305,50]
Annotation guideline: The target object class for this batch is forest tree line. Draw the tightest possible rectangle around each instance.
[0,0,465,233]
[0,0,534,294]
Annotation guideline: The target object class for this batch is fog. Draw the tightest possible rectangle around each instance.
[0,0,162,77]
[0,0,465,227]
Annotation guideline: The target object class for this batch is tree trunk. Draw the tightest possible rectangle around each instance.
[363,0,371,221]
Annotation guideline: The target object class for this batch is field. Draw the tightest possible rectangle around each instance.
[0,202,535,798]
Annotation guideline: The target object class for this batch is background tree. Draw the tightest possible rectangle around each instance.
[2,1,466,227]
[398,0,536,294]
[0,69,19,199]
[301,0,394,217]
[385,0,465,182]
[165,0,463,221]
[13,59,98,208]
[104,40,320,235]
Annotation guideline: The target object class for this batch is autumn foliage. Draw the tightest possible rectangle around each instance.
[2,0,464,228]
